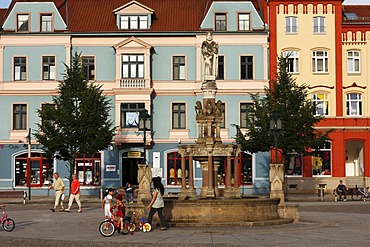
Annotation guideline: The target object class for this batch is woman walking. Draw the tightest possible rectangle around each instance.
[147,177,167,231]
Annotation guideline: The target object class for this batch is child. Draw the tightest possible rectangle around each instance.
[102,188,114,220]
[125,183,134,204]
[111,194,126,232]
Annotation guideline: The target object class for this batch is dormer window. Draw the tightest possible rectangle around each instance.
[40,14,53,32]
[215,14,227,31]
[17,14,29,32]
[120,15,148,30]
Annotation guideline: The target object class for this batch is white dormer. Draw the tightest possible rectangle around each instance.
[113,0,154,30]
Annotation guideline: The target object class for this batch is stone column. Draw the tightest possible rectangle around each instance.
[179,155,188,200]
[213,161,220,197]
[137,164,152,203]
[207,154,215,197]
[187,155,197,199]
[270,163,285,205]
[233,155,241,198]
[200,161,209,198]
[224,155,233,198]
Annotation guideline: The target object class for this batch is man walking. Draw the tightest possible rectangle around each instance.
[48,172,65,212]
[65,173,82,213]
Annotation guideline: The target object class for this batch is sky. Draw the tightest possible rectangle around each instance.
[0,0,370,8]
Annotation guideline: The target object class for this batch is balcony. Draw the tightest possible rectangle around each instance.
[120,79,146,88]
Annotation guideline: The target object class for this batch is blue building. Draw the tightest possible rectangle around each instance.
[0,0,270,196]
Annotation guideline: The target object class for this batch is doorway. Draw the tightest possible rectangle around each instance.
[345,141,364,177]
[121,157,140,187]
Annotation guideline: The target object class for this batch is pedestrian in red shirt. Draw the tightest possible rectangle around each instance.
[65,173,82,213]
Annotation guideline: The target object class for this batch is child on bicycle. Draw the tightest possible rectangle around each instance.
[102,188,114,220]
[110,194,126,232]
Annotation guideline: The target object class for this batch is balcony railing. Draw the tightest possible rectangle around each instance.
[120,79,146,88]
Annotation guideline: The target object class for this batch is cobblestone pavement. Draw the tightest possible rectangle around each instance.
[1,196,370,246]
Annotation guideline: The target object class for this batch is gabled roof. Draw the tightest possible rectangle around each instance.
[3,0,263,32]
[0,8,7,26]
[343,5,370,24]
[113,0,154,15]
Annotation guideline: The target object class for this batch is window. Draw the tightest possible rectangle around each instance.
[17,14,29,32]
[312,93,329,116]
[347,51,360,73]
[312,142,331,176]
[15,153,54,187]
[173,56,185,80]
[13,104,27,130]
[42,56,55,80]
[285,17,298,33]
[241,56,253,80]
[215,14,226,31]
[238,13,250,31]
[41,103,55,126]
[167,151,189,185]
[14,57,27,81]
[219,152,252,185]
[120,15,148,29]
[75,153,101,186]
[217,55,224,80]
[82,56,95,80]
[283,51,299,73]
[40,14,52,32]
[284,153,302,176]
[346,93,362,116]
[120,103,145,128]
[240,103,253,128]
[172,103,186,129]
[121,54,144,78]
[312,50,328,73]
[313,16,325,33]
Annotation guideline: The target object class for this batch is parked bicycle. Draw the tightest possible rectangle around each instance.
[127,211,151,233]
[351,185,370,201]
[0,205,15,232]
[98,214,130,237]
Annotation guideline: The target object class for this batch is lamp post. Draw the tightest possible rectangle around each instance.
[138,109,151,164]
[26,128,32,200]
[269,111,282,164]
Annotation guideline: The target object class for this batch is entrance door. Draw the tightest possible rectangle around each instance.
[121,158,140,187]
[345,141,364,176]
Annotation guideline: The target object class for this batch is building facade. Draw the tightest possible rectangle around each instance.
[0,0,270,196]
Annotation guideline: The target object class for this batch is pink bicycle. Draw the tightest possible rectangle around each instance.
[1,206,15,231]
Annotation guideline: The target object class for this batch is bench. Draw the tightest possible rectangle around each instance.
[0,190,27,204]
[333,188,355,201]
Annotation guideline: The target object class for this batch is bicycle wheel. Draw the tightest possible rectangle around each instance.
[2,218,15,232]
[352,191,363,201]
[121,219,130,235]
[99,221,115,237]
[128,222,136,232]
[142,222,151,232]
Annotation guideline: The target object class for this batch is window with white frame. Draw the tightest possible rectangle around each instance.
[13,104,27,130]
[40,14,52,32]
[283,51,299,73]
[313,16,325,33]
[17,14,29,32]
[82,56,95,80]
[14,57,27,81]
[346,93,362,116]
[313,141,331,176]
[238,13,250,31]
[42,56,55,80]
[312,50,328,73]
[173,56,185,80]
[285,17,298,33]
[121,54,144,78]
[120,15,148,29]
[172,103,186,129]
[312,93,329,116]
[347,51,360,73]
[215,13,227,31]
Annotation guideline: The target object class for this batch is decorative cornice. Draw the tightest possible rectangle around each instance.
[343,82,366,90]
[308,85,334,89]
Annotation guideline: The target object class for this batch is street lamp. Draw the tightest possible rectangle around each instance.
[138,109,151,164]
[26,128,32,200]
[269,111,282,164]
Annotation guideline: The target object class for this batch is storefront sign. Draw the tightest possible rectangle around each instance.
[127,151,141,158]
[106,165,116,172]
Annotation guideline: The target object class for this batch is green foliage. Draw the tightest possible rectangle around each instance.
[236,55,333,158]
[35,51,115,175]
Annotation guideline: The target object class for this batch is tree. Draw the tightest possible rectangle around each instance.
[35,51,115,187]
[236,55,332,163]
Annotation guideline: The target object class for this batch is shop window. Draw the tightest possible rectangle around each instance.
[313,141,331,176]
[284,153,302,176]
[75,153,101,186]
[166,151,189,185]
[218,152,252,186]
[15,153,54,187]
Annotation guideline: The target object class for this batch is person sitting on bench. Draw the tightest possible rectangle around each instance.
[336,180,347,201]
